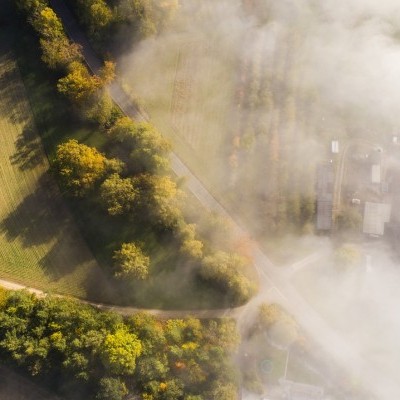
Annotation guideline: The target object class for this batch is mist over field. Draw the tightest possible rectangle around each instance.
[119,1,400,398]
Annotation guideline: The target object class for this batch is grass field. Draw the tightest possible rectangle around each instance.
[0,32,113,301]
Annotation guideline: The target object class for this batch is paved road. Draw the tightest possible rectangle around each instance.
[42,2,400,397]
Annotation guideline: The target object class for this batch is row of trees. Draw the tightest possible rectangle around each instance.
[52,136,255,304]
[0,289,239,399]
[229,23,316,236]
[17,0,255,305]
[66,0,179,47]
[17,0,116,125]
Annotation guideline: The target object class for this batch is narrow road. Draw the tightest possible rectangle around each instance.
[43,2,400,398]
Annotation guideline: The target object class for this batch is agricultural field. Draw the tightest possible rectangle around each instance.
[120,1,335,251]
[0,40,112,301]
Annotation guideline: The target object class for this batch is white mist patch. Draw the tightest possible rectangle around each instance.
[118,0,400,397]
[292,241,400,398]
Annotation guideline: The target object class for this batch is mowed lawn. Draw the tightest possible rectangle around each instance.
[0,45,112,301]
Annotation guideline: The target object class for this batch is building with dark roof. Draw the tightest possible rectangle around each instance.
[316,163,334,230]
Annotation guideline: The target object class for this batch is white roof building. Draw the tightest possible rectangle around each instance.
[363,202,391,235]
[371,164,381,184]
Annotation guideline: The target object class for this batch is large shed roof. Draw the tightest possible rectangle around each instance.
[363,202,391,235]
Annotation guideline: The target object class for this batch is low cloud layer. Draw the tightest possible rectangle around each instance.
[119,1,400,398]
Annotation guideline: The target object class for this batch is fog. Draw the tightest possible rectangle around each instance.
[119,0,400,398]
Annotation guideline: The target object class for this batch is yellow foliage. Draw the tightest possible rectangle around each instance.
[182,342,198,351]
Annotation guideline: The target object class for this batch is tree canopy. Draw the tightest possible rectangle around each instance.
[100,174,137,216]
[0,290,239,399]
[113,242,150,280]
[100,328,142,375]
[53,139,120,196]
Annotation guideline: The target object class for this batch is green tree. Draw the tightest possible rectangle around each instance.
[96,377,128,400]
[334,244,361,270]
[100,174,137,216]
[130,123,171,172]
[208,381,237,400]
[40,37,82,69]
[15,0,47,13]
[57,61,101,102]
[133,174,183,229]
[127,313,166,354]
[31,7,64,39]
[200,252,255,305]
[113,242,150,280]
[100,327,142,375]
[336,206,362,232]
[53,139,109,196]
[178,223,203,259]
[109,118,171,173]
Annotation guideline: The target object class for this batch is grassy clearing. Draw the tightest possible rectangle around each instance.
[0,22,113,301]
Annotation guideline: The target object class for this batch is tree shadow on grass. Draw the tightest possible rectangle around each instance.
[0,173,115,296]
[0,52,30,125]
[1,173,71,247]
[38,237,115,302]
[10,123,45,171]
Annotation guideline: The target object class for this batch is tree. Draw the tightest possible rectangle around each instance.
[109,118,171,173]
[130,123,171,172]
[84,90,114,126]
[108,116,136,141]
[100,174,137,216]
[268,319,299,348]
[113,242,150,280]
[57,61,101,102]
[96,377,128,400]
[15,0,47,13]
[258,303,299,348]
[178,223,203,259]
[74,0,114,40]
[127,312,166,354]
[133,174,183,229]
[200,252,255,305]
[40,37,82,69]
[100,61,116,85]
[208,381,237,400]
[258,303,287,329]
[53,139,120,196]
[31,7,64,39]
[100,327,142,375]
[336,206,362,232]
[334,244,361,270]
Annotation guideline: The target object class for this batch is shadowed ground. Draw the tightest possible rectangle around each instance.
[0,41,113,302]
